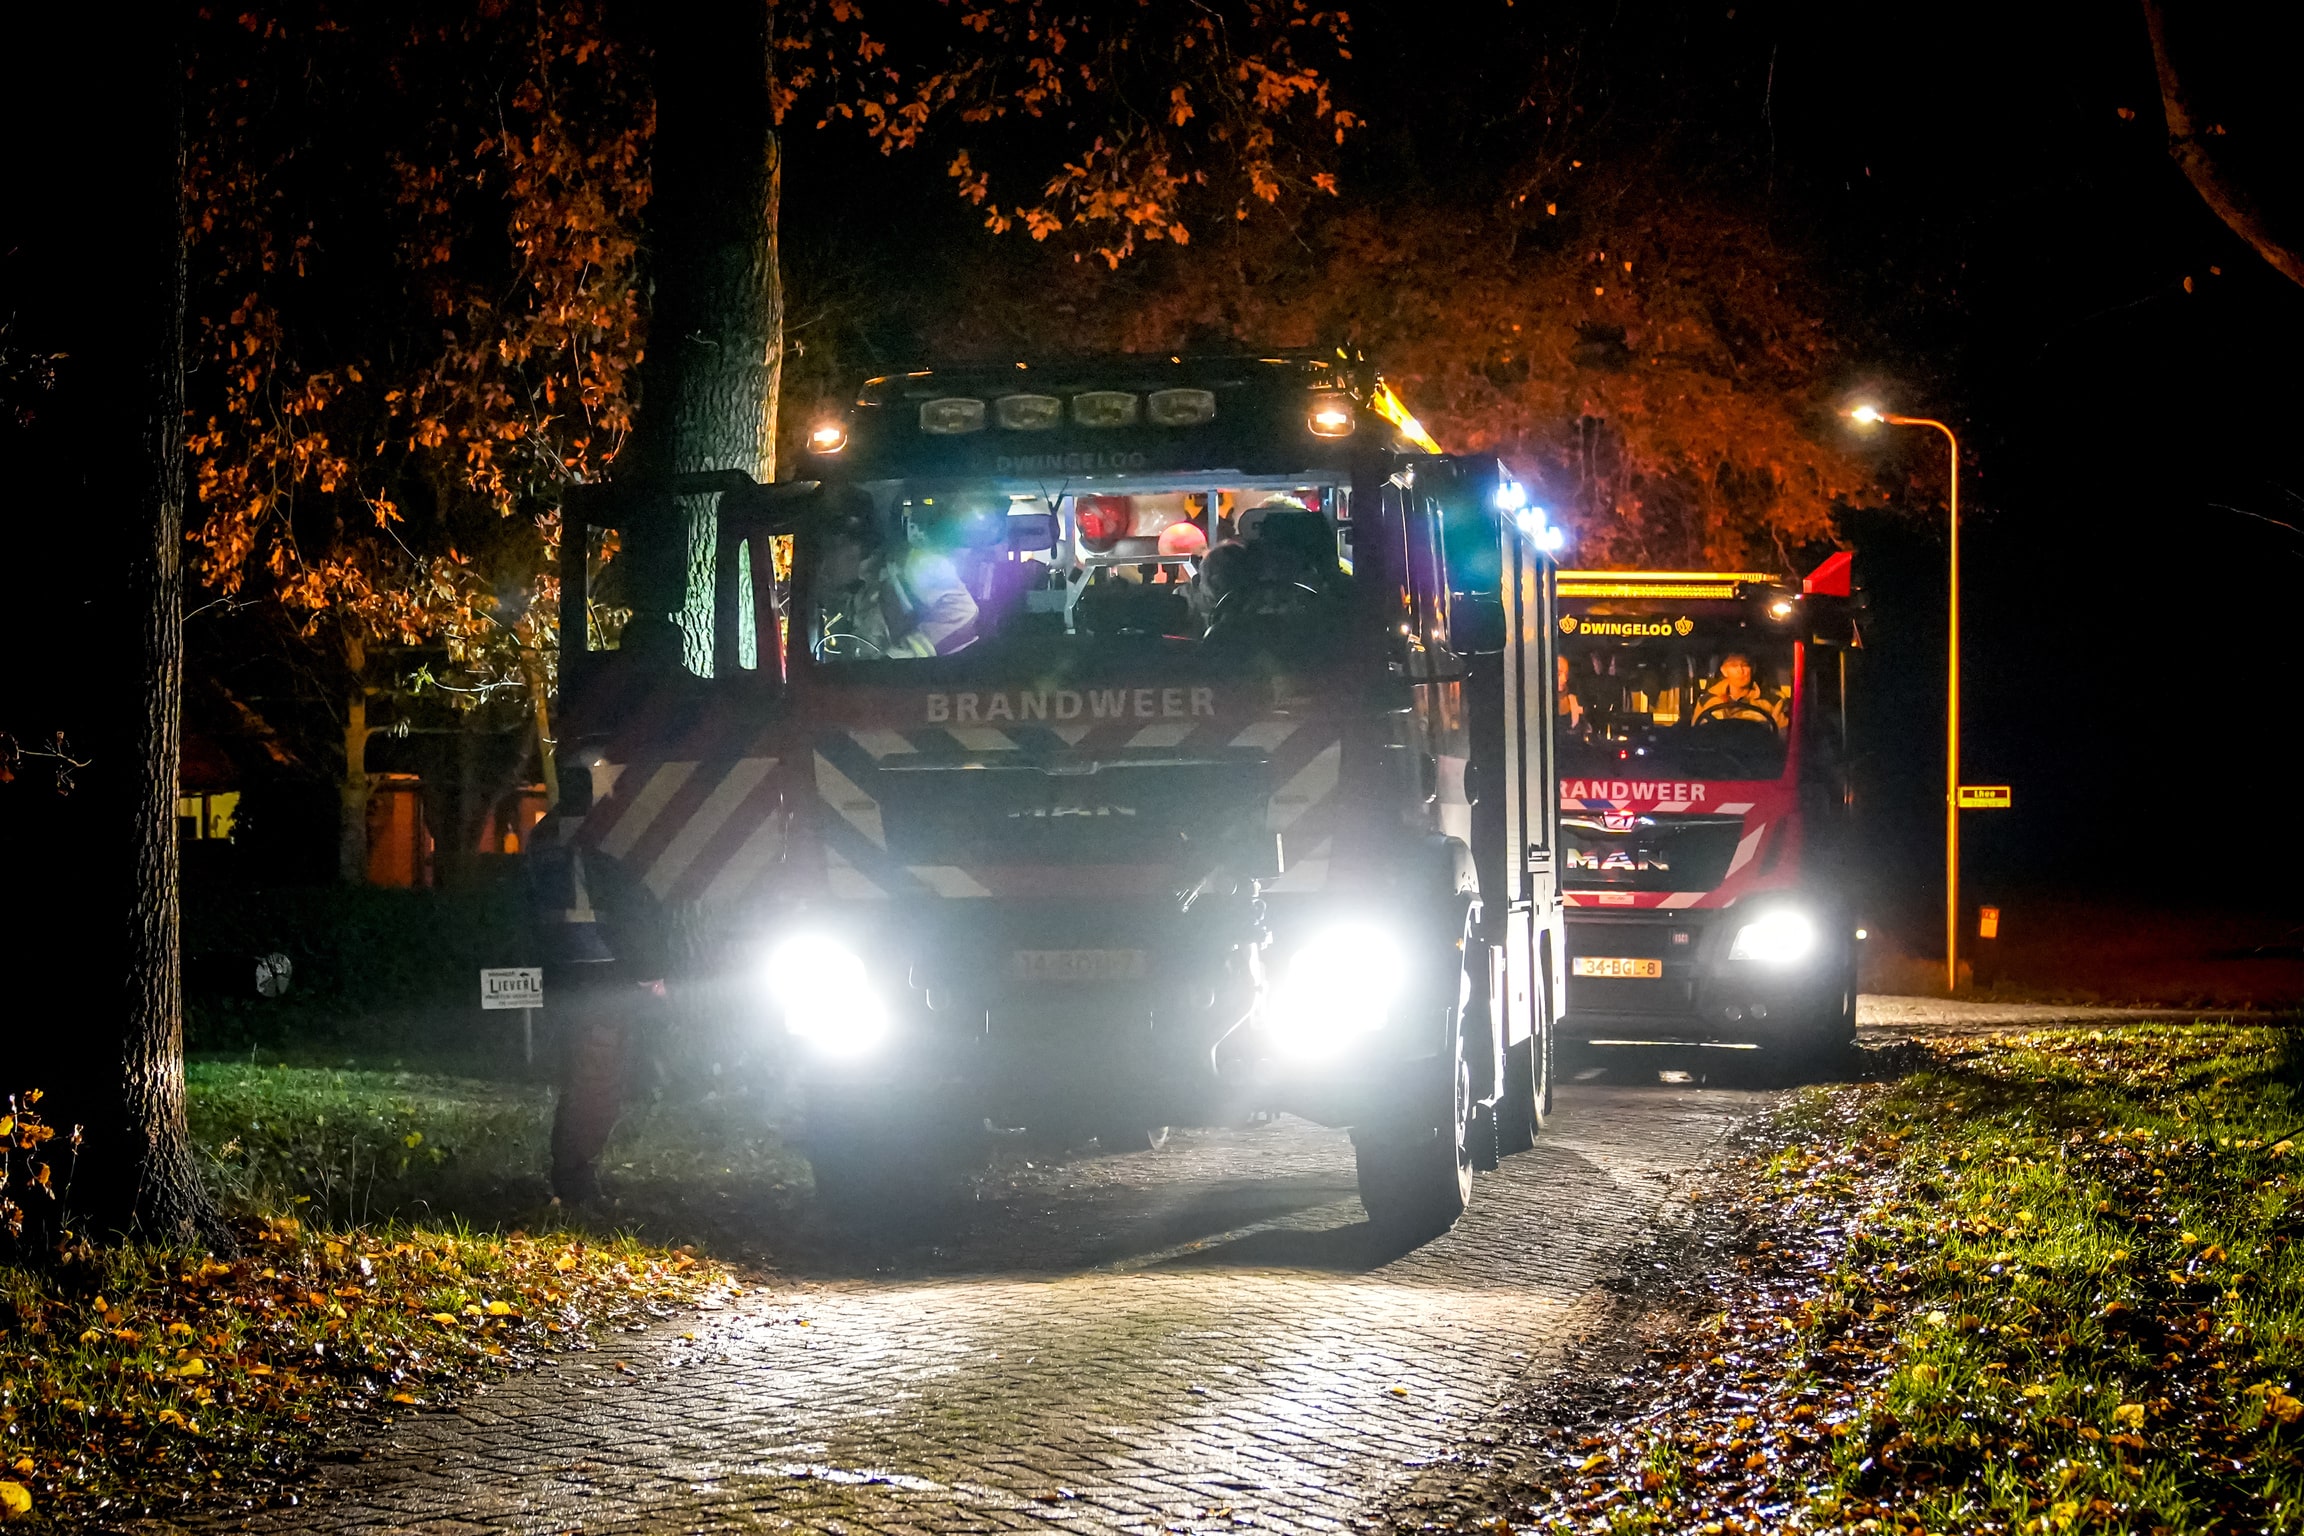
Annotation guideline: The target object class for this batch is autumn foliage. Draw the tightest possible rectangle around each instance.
[0,1213,727,1524]
[184,1,650,712]
[781,1,1355,267]
[947,175,1866,573]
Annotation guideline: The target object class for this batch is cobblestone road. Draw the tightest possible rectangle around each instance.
[185,998,2173,1536]
[186,1066,1785,1536]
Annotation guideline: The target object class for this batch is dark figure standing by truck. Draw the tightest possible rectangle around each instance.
[526,768,668,1204]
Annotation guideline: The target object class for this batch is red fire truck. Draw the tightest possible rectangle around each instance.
[1553,562,1862,1056]
[559,355,1569,1234]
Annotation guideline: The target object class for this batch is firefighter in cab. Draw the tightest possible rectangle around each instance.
[1693,652,1786,730]
[814,498,979,659]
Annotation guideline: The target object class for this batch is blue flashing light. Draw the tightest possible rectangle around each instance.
[1512,505,1569,555]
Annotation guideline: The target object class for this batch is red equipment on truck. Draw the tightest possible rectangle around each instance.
[1552,560,1863,1057]
[556,354,1568,1234]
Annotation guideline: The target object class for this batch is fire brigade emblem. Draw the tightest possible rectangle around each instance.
[1674,616,1694,635]
[1558,614,1579,633]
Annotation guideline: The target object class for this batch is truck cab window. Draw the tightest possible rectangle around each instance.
[807,483,1351,662]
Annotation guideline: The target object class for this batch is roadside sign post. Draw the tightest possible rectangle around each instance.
[1954,789,2010,991]
[482,967,544,1063]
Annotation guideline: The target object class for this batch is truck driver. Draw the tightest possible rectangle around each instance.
[1692,652,1786,729]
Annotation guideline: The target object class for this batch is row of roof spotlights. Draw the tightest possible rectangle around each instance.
[808,390,1385,452]
[1493,476,1569,553]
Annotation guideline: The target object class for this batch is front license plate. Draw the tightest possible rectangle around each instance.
[1013,949,1149,983]
[1573,956,1664,979]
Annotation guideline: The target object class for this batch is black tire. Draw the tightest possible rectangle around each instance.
[1539,987,1558,1120]
[1353,1034,1474,1238]
[1802,983,1860,1059]
[1097,1125,1172,1153]
[1495,954,1556,1156]
[1495,1034,1541,1156]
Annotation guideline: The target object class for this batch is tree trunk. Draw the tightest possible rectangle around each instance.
[2141,0,2304,290]
[74,13,230,1248]
[523,652,561,808]
[338,634,373,884]
[625,0,782,673]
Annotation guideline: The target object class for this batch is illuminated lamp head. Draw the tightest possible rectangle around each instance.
[1157,522,1209,557]
[808,421,850,452]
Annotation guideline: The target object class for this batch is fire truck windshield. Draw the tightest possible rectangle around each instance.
[808,481,1350,661]
[1557,635,1794,781]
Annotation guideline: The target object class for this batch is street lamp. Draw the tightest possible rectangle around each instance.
[1850,405,1963,994]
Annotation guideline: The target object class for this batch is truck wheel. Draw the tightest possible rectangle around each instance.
[1809,982,1859,1056]
[1494,1031,1544,1156]
[1770,983,1857,1081]
[1352,1037,1474,1238]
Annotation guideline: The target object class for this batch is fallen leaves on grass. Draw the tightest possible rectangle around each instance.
[0,1215,729,1522]
[1481,1024,2304,1536]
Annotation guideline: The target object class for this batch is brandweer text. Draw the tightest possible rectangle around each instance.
[926,688,1217,724]
[1560,779,1711,802]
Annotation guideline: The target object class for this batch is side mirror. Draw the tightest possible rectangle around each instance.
[1451,590,1507,655]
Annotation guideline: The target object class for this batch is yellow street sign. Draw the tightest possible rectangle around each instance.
[1957,785,2012,809]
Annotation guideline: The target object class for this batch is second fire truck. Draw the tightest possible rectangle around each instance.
[1551,562,1863,1056]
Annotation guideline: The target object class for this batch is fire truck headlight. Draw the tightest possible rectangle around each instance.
[1728,909,1819,966]
[764,935,888,1056]
[1263,923,1406,1058]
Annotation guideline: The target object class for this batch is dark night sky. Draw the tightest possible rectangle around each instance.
[6,2,2302,925]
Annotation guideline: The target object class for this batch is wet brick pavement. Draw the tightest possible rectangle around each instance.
[177,1069,1774,1536]
[177,1000,2109,1536]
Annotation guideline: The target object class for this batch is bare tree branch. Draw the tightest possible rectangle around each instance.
[2142,0,2304,290]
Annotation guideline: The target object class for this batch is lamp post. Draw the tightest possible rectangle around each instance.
[1851,405,1963,994]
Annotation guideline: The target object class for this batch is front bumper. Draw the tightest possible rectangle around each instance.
[1563,904,1852,1045]
[777,897,1453,1132]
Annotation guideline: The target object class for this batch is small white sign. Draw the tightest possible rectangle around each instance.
[481,967,544,1010]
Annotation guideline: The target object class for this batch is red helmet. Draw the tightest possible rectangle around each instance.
[1075,495,1130,551]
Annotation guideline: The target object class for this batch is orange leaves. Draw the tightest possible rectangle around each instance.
[797,1,1350,267]
[185,0,642,712]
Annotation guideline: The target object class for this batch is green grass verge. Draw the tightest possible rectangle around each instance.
[184,1059,810,1246]
[1518,1023,2304,1535]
